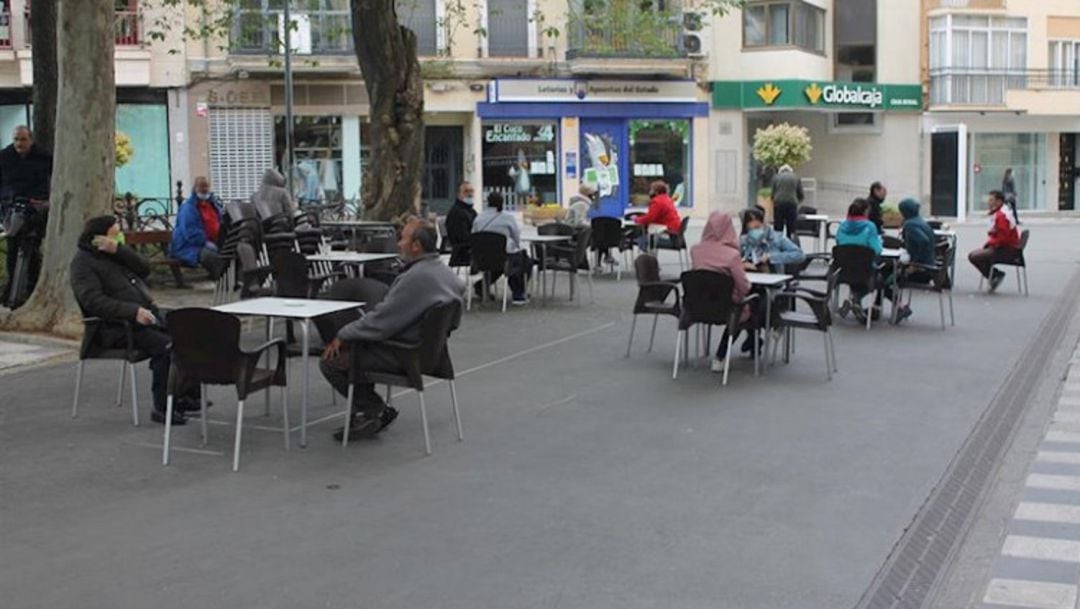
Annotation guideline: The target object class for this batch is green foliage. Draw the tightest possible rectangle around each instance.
[752,123,812,170]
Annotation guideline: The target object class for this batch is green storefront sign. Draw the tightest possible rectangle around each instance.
[711,80,924,112]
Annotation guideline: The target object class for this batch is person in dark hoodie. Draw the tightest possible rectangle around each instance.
[884,198,937,323]
[867,182,887,234]
[445,181,477,265]
[251,168,295,231]
[70,216,200,425]
[0,125,52,305]
[835,198,883,323]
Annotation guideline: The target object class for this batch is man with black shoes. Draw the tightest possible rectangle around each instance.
[70,216,202,425]
[320,219,464,441]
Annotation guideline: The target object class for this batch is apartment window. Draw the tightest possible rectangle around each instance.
[834,0,876,131]
[929,15,1027,105]
[743,1,824,54]
[1050,40,1080,89]
[233,0,353,54]
[488,0,530,57]
[396,0,438,56]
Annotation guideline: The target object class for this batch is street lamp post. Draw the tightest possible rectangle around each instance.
[282,0,295,198]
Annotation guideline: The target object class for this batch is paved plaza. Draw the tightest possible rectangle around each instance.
[3,219,1080,609]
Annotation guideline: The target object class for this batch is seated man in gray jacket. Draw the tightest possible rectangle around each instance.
[320,219,464,440]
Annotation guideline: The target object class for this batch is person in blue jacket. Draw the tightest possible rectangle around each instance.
[835,198,883,322]
[739,208,806,273]
[884,197,938,323]
[169,176,226,278]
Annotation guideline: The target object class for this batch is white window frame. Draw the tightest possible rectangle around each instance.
[480,0,537,58]
[1049,39,1080,89]
[929,14,1028,104]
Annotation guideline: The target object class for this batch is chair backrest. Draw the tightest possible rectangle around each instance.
[312,278,389,344]
[166,308,244,386]
[416,300,462,379]
[271,251,313,298]
[795,206,819,235]
[679,269,736,327]
[571,227,592,267]
[469,231,508,273]
[883,235,904,250]
[539,223,576,237]
[634,253,661,285]
[1019,228,1030,251]
[224,200,258,223]
[294,227,324,255]
[591,217,623,249]
[262,213,293,234]
[830,245,877,287]
[263,231,296,256]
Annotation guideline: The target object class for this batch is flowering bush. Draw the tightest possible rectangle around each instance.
[115,131,134,168]
[752,123,812,170]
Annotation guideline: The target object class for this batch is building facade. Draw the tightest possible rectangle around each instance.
[707,0,925,217]
[180,0,712,218]
[0,0,188,202]
[922,0,1080,219]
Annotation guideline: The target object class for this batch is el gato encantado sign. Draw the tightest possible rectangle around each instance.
[712,80,923,112]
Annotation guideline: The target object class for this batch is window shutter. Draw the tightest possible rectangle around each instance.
[209,109,274,201]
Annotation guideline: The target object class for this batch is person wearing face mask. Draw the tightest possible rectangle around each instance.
[170,176,226,279]
[446,181,478,259]
[71,216,202,425]
[739,208,805,273]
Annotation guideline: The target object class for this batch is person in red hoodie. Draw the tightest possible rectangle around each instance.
[634,180,682,251]
[969,190,1021,293]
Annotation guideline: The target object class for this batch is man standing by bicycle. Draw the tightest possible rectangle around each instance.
[0,125,52,306]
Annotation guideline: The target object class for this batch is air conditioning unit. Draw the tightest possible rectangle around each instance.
[681,11,708,58]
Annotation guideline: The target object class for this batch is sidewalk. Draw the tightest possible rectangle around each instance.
[980,348,1080,609]
[0,333,74,373]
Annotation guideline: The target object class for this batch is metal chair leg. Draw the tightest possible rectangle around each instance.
[828,329,839,372]
[72,360,85,418]
[626,315,638,358]
[722,330,734,386]
[823,331,832,381]
[672,330,683,380]
[1016,268,1022,293]
[342,385,354,448]
[449,380,463,441]
[232,399,245,472]
[948,290,955,325]
[128,362,139,427]
[501,276,508,313]
[1023,267,1029,296]
[162,393,175,466]
[200,384,209,447]
[648,315,659,352]
[281,384,290,452]
[417,392,432,456]
[116,362,126,407]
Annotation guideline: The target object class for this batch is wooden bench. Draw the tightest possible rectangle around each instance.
[124,230,188,288]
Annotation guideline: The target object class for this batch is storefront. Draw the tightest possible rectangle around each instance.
[477,79,710,218]
[710,79,923,216]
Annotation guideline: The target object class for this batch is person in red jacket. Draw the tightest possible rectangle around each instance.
[969,190,1022,292]
[634,180,682,250]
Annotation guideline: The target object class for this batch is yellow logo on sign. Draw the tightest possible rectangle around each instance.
[756,83,782,105]
[805,83,823,104]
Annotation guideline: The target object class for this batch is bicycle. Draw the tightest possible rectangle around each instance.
[1,196,49,309]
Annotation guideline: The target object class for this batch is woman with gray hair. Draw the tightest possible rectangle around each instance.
[770,164,804,241]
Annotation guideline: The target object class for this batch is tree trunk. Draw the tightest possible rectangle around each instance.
[1,1,115,337]
[350,0,425,223]
[30,0,58,153]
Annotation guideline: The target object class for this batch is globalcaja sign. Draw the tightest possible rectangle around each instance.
[711,80,923,112]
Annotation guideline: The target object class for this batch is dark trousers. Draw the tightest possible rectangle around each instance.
[198,247,227,279]
[715,296,763,359]
[127,326,198,413]
[773,201,798,239]
[969,247,1019,279]
[319,345,400,418]
[483,252,531,300]
[884,270,933,303]
[2,233,41,304]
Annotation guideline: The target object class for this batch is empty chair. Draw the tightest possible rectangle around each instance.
[829,245,882,330]
[546,227,594,305]
[771,285,838,380]
[468,231,510,312]
[162,308,289,471]
[626,254,680,357]
[340,301,464,454]
[271,251,339,299]
[71,316,150,426]
[654,216,691,272]
[590,217,632,279]
[675,270,759,385]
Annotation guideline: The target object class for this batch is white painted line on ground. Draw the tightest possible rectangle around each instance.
[1044,430,1080,444]
[1001,535,1080,563]
[1027,473,1080,492]
[127,441,224,457]
[1057,395,1080,408]
[1015,502,1080,525]
[1037,451,1080,465]
[983,578,1078,609]
[1048,421,1080,434]
[1053,411,1080,424]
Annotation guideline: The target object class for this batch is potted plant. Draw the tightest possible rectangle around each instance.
[751,123,812,221]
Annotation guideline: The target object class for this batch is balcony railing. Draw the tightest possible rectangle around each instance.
[566,8,685,59]
[23,10,141,47]
[0,12,11,49]
[231,9,353,55]
[930,68,1080,105]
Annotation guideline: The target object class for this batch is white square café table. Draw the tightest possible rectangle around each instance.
[213,297,366,448]
[745,272,794,368]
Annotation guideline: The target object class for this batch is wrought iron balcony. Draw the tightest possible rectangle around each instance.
[565,8,686,60]
[231,9,353,55]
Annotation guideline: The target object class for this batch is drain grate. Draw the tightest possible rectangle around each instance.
[853,269,1080,609]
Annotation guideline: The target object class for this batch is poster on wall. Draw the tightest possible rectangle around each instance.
[580,118,628,218]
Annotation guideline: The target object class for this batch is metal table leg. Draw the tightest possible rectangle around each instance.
[300,318,311,448]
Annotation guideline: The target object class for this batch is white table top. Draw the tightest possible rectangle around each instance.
[522,235,572,243]
[880,248,904,258]
[212,297,365,319]
[321,220,395,228]
[935,229,957,237]
[746,272,794,287]
[798,214,829,222]
[306,252,399,263]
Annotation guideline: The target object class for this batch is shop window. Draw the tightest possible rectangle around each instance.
[828,112,881,135]
[481,122,559,209]
[971,133,1046,211]
[743,1,824,54]
[275,115,344,204]
[628,119,691,208]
